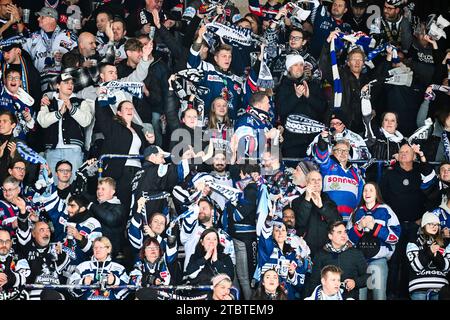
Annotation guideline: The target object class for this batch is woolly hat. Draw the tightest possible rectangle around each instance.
[385,0,405,8]
[285,54,304,71]
[421,211,440,228]
[211,273,232,287]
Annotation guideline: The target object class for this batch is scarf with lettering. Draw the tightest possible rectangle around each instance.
[442,130,450,161]
[204,22,262,49]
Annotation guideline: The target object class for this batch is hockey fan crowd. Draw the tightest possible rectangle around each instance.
[0,0,449,301]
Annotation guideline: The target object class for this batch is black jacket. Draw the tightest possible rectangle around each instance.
[42,97,87,149]
[381,161,436,222]
[276,77,326,157]
[89,198,126,257]
[95,104,148,180]
[184,251,234,286]
[292,192,341,257]
[309,243,368,300]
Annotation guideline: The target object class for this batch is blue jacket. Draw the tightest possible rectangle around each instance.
[253,218,307,300]
[312,137,364,222]
[348,203,401,261]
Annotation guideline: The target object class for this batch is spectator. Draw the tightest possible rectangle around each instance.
[129,237,173,294]
[95,100,151,212]
[207,273,234,300]
[0,67,36,141]
[292,170,341,257]
[312,132,364,222]
[308,110,371,161]
[431,188,450,247]
[0,176,24,238]
[187,25,244,120]
[0,110,20,183]
[344,0,370,34]
[0,0,25,39]
[381,143,437,299]
[305,265,348,300]
[0,229,29,299]
[276,54,327,159]
[254,215,308,300]
[308,0,352,58]
[22,7,77,92]
[406,211,450,300]
[308,221,368,300]
[37,73,93,177]
[68,236,129,300]
[87,177,126,262]
[15,199,70,300]
[184,228,234,286]
[111,17,128,64]
[369,0,413,54]
[251,268,287,300]
[348,182,401,300]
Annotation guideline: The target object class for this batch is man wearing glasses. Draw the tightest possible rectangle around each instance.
[0,229,30,300]
[307,111,371,161]
[0,176,25,238]
[312,126,364,223]
[369,0,413,53]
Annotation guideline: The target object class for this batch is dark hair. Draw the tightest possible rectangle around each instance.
[235,17,252,27]
[96,9,113,21]
[8,159,26,170]
[194,228,223,257]
[112,16,127,30]
[61,52,79,69]
[114,100,133,126]
[327,220,346,234]
[252,268,288,300]
[68,194,89,209]
[181,107,199,120]
[0,110,17,125]
[240,163,261,175]
[321,265,343,278]
[55,160,73,171]
[360,182,384,206]
[4,66,22,79]
[99,62,116,74]
[243,13,260,34]
[288,27,309,41]
[139,237,162,261]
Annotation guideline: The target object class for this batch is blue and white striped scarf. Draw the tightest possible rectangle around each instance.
[17,142,50,183]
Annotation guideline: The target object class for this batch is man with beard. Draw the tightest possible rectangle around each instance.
[0,229,29,300]
[16,196,70,300]
[344,0,370,34]
[45,195,102,271]
[180,198,234,273]
[209,152,233,211]
[370,0,413,53]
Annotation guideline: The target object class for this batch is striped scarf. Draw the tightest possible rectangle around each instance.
[205,22,262,48]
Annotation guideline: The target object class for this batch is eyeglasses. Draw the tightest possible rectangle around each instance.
[330,121,343,126]
[0,239,12,245]
[57,169,71,174]
[289,36,303,41]
[333,148,350,154]
[2,186,18,193]
[13,166,26,171]
[6,76,20,81]
[427,223,440,227]
[145,246,160,251]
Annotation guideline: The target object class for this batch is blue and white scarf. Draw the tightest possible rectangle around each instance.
[204,22,262,48]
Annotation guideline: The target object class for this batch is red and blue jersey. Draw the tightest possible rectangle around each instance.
[313,142,364,222]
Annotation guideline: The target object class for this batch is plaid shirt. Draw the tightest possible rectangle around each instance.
[62,42,116,93]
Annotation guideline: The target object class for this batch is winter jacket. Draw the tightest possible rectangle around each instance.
[37,95,92,150]
[406,234,450,294]
[89,197,125,257]
[292,192,341,257]
[381,161,436,222]
[348,203,401,261]
[309,242,368,300]
[313,136,365,221]
[184,250,234,286]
